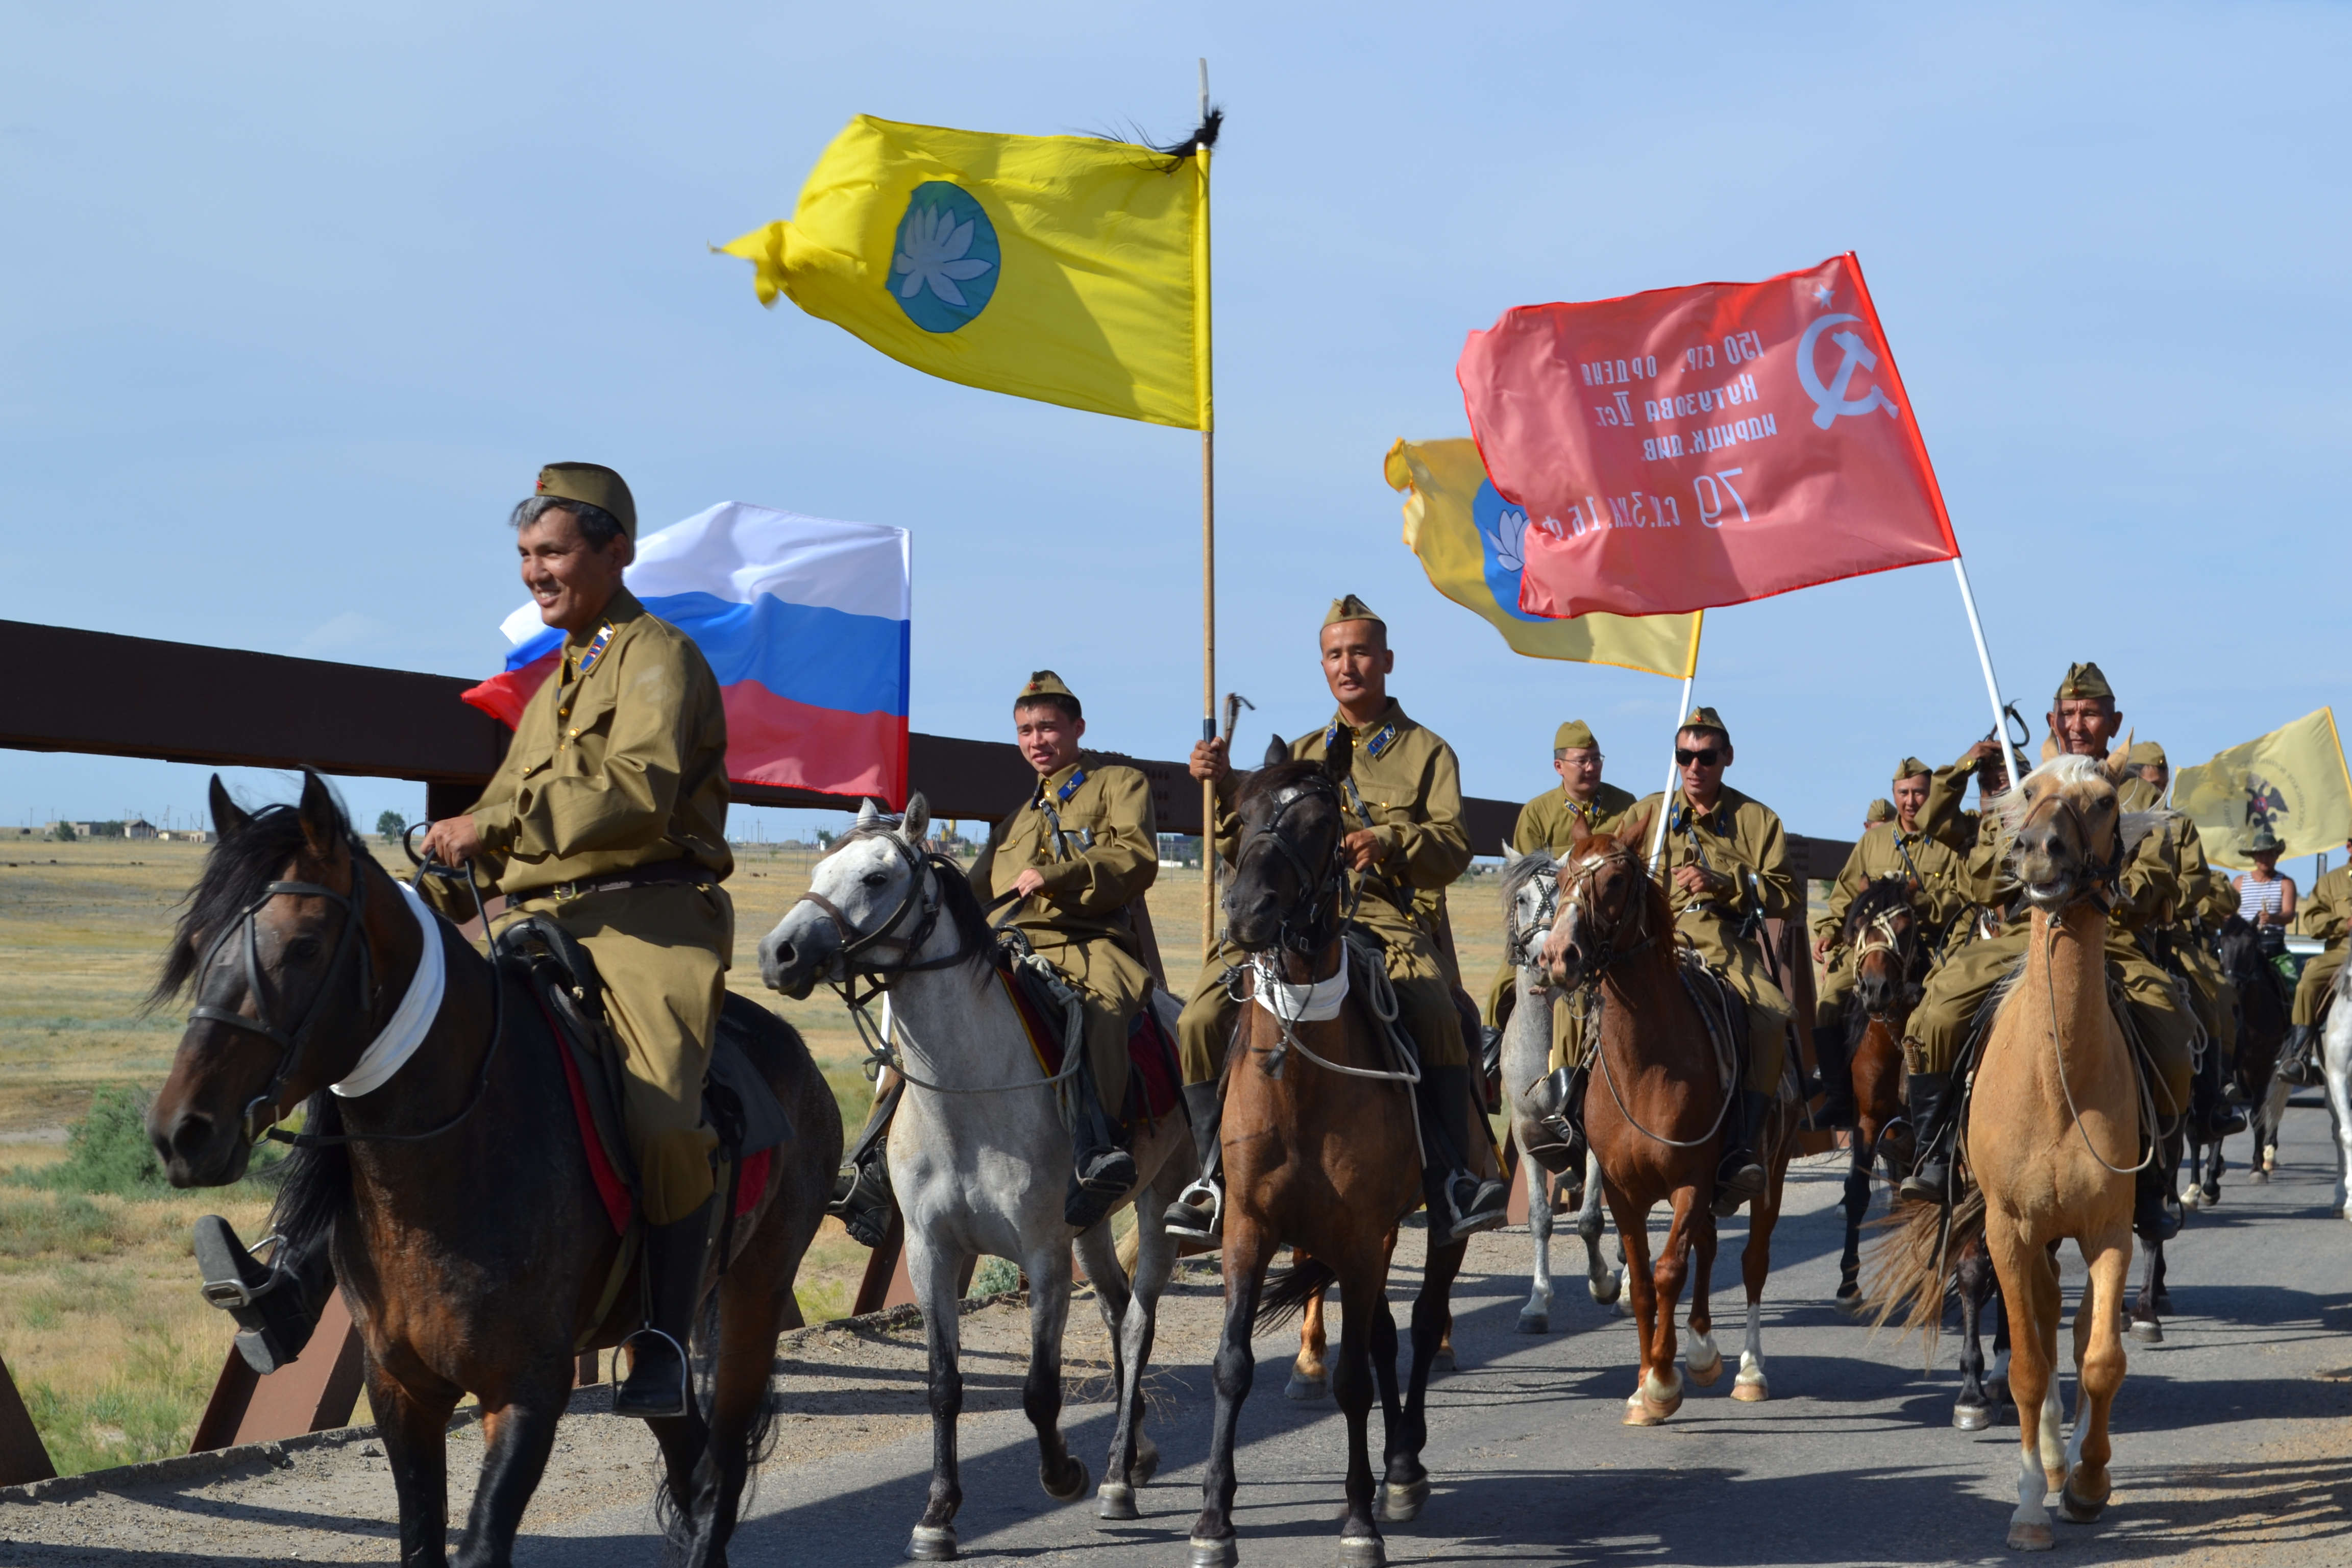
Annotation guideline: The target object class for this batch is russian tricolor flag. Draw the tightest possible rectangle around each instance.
[462,502,912,805]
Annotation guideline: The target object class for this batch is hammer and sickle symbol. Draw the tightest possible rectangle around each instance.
[1796,312,1902,430]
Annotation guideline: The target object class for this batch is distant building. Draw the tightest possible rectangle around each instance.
[158,829,212,843]
[125,819,157,840]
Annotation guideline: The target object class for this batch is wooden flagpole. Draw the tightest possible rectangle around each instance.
[1198,59,1218,958]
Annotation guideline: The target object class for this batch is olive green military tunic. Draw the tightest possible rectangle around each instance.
[968,760,1158,1114]
[1812,817,1969,1039]
[1178,700,1472,1084]
[428,586,736,1228]
[1902,744,2194,1116]
[1485,781,1639,1032]
[1623,785,1798,1095]
[2118,770,2236,1073]
[2291,864,2350,1026]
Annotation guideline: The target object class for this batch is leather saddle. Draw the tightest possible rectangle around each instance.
[493,915,793,1198]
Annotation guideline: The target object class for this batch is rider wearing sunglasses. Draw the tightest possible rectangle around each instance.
[1627,706,1799,1215]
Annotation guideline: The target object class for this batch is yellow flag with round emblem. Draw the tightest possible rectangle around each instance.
[721,115,1210,431]
[2174,707,2352,866]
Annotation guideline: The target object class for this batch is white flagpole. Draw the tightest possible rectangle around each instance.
[1648,610,1705,873]
[1951,556,2029,787]
[1196,59,1218,960]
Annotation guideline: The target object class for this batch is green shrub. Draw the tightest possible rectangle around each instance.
[20,1086,283,1198]
[968,1255,1022,1298]
[0,1192,119,1258]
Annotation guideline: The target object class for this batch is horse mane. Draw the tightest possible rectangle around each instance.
[148,801,367,1011]
[842,817,994,962]
[1499,847,1559,907]
[1233,757,1331,812]
[1842,874,1915,944]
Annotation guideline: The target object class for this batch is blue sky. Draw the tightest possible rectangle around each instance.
[4,3,2346,874]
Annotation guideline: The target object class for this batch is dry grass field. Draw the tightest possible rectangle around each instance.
[0,828,1513,1474]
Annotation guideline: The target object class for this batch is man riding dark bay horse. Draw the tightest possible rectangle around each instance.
[1166,594,1506,1244]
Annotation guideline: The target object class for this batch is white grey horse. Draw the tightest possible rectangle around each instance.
[2322,960,2352,1221]
[757,796,1195,1558]
[1498,846,1623,1332]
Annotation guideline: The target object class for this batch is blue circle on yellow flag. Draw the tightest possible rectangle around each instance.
[889,182,1001,333]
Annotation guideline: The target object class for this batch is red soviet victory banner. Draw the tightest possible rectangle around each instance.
[1457,253,1957,619]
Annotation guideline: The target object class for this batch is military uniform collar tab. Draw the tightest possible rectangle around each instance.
[1034,761,1087,804]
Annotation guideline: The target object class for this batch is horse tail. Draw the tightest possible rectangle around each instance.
[1253,1256,1339,1332]
[1860,1187,1986,1359]
[652,1296,785,1549]
[266,1091,352,1258]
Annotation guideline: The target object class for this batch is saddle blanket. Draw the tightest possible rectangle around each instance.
[995,963,1181,1121]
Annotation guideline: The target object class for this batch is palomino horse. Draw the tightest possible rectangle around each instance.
[1832,875,1929,1308]
[1497,846,1621,1334]
[1873,751,2143,1551]
[145,773,839,1567]
[1539,813,1799,1420]
[757,796,1193,1557]
[1188,732,1466,1568]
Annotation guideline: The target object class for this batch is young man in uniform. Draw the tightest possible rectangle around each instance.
[1624,707,1799,1215]
[1164,596,1506,1244]
[830,672,1160,1239]
[2287,839,2352,1079]
[208,462,729,1425]
[1809,758,1968,1126]
[2120,741,2244,1137]
[1483,721,1636,1038]
[1898,663,2197,1239]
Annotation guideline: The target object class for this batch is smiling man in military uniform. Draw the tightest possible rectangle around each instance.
[1899,662,2199,1238]
[1164,595,1506,1244]
[1625,707,1798,1214]
[1809,758,1967,1127]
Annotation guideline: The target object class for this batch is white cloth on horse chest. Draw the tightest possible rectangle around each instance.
[1252,961,1350,1022]
[329,878,448,1098]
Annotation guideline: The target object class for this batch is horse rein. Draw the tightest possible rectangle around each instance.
[1552,846,1657,986]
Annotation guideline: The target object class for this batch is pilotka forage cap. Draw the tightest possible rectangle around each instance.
[1680,705,1730,743]
[1866,798,1895,823]
[535,462,638,540]
[2127,741,2168,768]
[1894,756,1930,783]
[1554,719,1598,753]
[1323,593,1383,629]
[2055,661,2114,703]
[1015,670,1077,706]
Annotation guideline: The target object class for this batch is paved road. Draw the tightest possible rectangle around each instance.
[10,1100,2349,1565]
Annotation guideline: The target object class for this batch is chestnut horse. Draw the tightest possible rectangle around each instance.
[1188,733,1467,1568]
[1833,875,1929,1306]
[145,773,839,1568]
[1873,751,2142,1551]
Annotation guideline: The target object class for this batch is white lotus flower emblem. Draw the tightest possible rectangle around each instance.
[1482,506,1529,572]
[893,204,995,307]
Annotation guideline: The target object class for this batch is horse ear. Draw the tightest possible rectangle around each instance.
[1322,725,1354,785]
[1261,732,1288,770]
[297,769,347,861]
[1569,813,1592,852]
[1501,842,1521,867]
[856,798,879,825]
[208,775,252,841]
[1617,807,1651,853]
[2102,732,2136,788]
[901,792,932,846]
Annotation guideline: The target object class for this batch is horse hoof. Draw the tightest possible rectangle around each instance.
[2127,1319,2164,1344]
[1188,1536,1239,1568]
[2179,1187,2202,1210]
[2248,1169,2268,1185]
[2006,1521,2055,1551]
[1042,1457,1091,1503]
[908,1525,958,1561]
[1515,1310,1550,1335]
[1097,1483,1138,1522]
[2059,1483,2108,1524]
[1431,1345,1456,1376]
[1953,1402,1993,1432]
[1133,1434,1160,1486]
[1685,1353,1723,1387]
[1338,1533,1386,1568]
[1623,1400,1667,1427]
[2200,1186,2220,1206]
[1731,1372,1770,1403]
[1285,1370,1330,1402]
[1375,1477,1429,1523]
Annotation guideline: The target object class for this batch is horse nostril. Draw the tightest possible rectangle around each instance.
[165,1109,215,1165]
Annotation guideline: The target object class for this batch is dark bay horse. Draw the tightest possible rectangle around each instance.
[1189,733,1467,1568]
[144,773,838,1567]
[2198,915,2291,1201]
[1833,875,1929,1307]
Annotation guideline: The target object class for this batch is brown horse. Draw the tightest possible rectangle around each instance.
[1187,733,1467,1568]
[1540,813,1797,1420]
[1873,751,2140,1551]
[144,773,839,1567]
[1282,1231,1455,1402]
[1833,875,1928,1307]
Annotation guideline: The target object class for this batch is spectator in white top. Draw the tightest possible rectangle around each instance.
[2235,824,2298,927]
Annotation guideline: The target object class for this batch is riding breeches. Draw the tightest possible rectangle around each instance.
[1904,919,2194,1119]
[499,879,732,1227]
[1177,913,1468,1086]
[2294,944,2346,1027]
[1023,933,1149,1118]
[1814,948,1857,1041]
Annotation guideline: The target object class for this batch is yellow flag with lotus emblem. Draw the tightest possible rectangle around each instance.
[721,115,1210,431]
[1387,438,1700,677]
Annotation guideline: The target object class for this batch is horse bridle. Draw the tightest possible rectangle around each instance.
[793,831,991,1010]
[1506,862,1560,970]
[1849,903,1919,1018]
[1232,777,1351,958]
[2012,787,2123,912]
[1553,845,1657,986]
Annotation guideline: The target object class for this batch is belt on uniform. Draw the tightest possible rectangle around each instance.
[518,861,711,903]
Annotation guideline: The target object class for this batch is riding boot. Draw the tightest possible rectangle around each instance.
[1711,1089,1771,1217]
[1427,1063,1509,1240]
[2133,1154,2182,1243]
[1162,1081,1225,1243]
[193,1215,333,1376]
[1526,1066,1584,1175]
[1811,1023,1858,1131]
[2283,1023,2318,1086]
[1896,1071,1957,1206]
[615,1195,716,1420]
[828,1077,904,1249]
[1064,1048,1139,1231]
